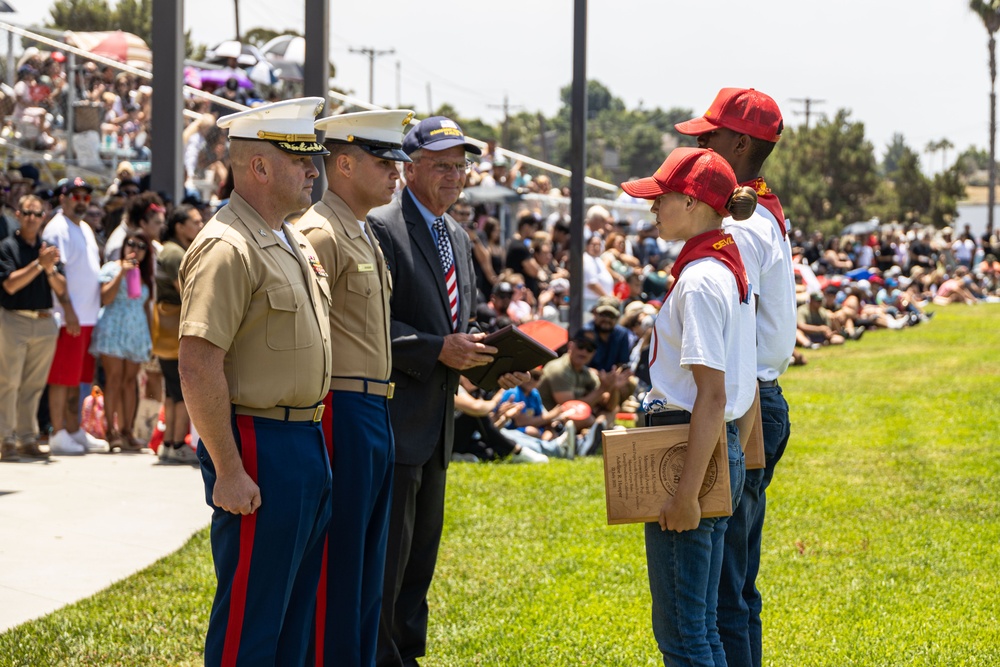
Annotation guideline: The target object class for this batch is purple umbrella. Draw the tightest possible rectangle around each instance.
[195,68,254,91]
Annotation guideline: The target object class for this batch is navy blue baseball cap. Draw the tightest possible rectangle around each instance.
[402,116,482,156]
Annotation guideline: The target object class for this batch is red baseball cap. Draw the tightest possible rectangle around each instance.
[620,147,737,217]
[675,88,783,143]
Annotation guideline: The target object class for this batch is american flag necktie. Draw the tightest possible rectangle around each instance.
[432,217,459,330]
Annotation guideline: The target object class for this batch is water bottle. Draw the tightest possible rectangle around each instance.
[126,267,141,299]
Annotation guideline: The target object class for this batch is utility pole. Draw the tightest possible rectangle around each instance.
[349,46,395,104]
[488,94,523,148]
[569,0,588,334]
[790,97,826,129]
[395,60,401,108]
[234,0,241,42]
[426,82,433,115]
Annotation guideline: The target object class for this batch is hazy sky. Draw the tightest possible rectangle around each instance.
[5,1,992,175]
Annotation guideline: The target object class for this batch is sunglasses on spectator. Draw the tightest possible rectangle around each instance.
[575,341,597,352]
[125,240,148,250]
[20,209,44,217]
[71,192,92,202]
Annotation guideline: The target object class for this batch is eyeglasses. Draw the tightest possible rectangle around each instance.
[70,192,92,202]
[420,159,471,174]
[575,342,597,353]
[125,240,148,250]
[19,209,44,217]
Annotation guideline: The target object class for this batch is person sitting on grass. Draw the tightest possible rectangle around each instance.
[499,367,565,441]
[536,329,622,455]
[796,292,846,348]
[821,285,864,340]
[934,266,979,305]
[451,378,554,463]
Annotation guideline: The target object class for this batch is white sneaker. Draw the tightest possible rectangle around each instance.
[71,429,109,453]
[157,443,173,463]
[49,429,85,455]
[511,446,548,463]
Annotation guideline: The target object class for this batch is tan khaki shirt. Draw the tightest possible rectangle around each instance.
[296,190,392,381]
[179,192,332,408]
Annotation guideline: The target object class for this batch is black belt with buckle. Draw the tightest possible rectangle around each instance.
[758,379,778,388]
[642,410,692,427]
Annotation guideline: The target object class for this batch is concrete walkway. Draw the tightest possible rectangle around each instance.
[0,451,210,632]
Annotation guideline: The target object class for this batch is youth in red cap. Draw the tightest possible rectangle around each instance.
[621,147,742,218]
[674,88,782,143]
[622,148,757,664]
[628,146,760,666]
[679,87,797,667]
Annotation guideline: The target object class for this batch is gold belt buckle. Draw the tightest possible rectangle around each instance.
[386,382,395,400]
[312,404,325,422]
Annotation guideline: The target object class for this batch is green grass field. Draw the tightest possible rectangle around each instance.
[2,305,998,666]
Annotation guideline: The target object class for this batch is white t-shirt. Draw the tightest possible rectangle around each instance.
[42,212,103,326]
[643,257,756,422]
[725,206,797,380]
[952,238,975,264]
[856,244,874,268]
[104,223,127,261]
[582,253,614,306]
[273,227,293,250]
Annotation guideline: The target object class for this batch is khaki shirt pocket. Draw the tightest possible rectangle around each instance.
[266,283,314,350]
[342,271,382,333]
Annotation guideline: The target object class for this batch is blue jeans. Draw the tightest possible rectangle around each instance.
[718,384,791,667]
[645,423,745,667]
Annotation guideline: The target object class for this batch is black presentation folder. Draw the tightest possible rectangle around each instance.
[461,325,558,392]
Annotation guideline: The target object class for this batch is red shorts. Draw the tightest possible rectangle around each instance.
[47,326,96,386]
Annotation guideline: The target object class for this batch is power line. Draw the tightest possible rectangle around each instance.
[348,45,395,104]
[790,97,826,129]
[487,94,524,147]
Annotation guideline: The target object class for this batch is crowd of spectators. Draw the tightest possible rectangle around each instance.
[2,69,999,463]
[0,162,209,461]
[0,45,265,206]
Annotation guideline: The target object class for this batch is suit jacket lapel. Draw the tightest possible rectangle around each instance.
[402,189,450,315]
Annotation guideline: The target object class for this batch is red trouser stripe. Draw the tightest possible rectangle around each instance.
[221,415,261,667]
[314,391,335,665]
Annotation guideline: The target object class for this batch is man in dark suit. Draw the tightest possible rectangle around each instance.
[369,116,526,667]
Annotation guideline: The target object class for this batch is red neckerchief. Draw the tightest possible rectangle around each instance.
[666,229,749,304]
[742,177,786,239]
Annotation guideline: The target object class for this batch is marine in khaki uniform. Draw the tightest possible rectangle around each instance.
[295,109,414,667]
[177,97,333,667]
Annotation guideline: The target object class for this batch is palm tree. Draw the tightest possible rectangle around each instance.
[939,138,954,172]
[970,0,1000,239]
[925,139,940,174]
